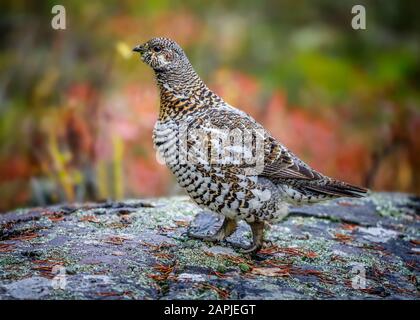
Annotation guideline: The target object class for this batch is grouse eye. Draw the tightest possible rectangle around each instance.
[152,46,162,53]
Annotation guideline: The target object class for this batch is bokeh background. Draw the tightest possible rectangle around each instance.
[0,0,419,212]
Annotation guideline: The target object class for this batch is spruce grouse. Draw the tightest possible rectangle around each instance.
[133,37,367,254]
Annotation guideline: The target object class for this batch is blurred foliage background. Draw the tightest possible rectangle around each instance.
[0,0,419,212]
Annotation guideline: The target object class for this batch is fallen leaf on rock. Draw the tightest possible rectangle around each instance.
[251,267,290,277]
[104,236,129,245]
[409,239,420,246]
[153,252,174,260]
[341,223,358,231]
[260,245,318,259]
[196,283,230,299]
[48,214,65,222]
[0,243,15,253]
[139,241,175,251]
[212,271,228,278]
[79,215,100,223]
[31,259,65,278]
[9,231,38,241]
[174,219,189,227]
[334,233,354,242]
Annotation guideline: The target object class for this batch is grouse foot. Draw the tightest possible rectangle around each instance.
[188,217,237,243]
[239,221,265,255]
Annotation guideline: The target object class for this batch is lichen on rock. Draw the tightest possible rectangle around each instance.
[0,193,419,300]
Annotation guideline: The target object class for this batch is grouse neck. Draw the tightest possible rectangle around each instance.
[155,65,222,121]
[155,62,204,95]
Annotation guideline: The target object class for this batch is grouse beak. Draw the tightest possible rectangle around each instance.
[132,45,146,54]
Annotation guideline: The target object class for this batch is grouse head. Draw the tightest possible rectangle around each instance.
[133,37,189,72]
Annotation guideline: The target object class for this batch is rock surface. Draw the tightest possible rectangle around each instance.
[0,193,419,300]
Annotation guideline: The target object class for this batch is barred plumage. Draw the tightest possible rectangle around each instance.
[133,37,368,254]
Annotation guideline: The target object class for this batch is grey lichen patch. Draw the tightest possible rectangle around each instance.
[370,192,412,218]
[176,247,237,272]
[2,276,52,299]
[0,255,30,281]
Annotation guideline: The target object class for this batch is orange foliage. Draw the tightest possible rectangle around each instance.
[0,156,32,181]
